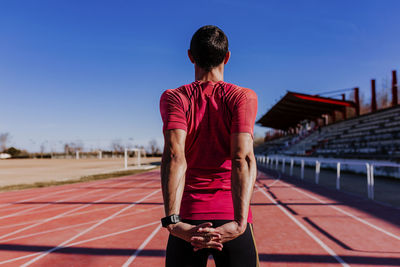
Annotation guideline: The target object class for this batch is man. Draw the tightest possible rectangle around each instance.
[160,25,259,267]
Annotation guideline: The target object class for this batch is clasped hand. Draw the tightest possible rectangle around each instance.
[167,221,246,251]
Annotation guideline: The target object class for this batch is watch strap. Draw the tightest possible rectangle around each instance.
[161,214,181,228]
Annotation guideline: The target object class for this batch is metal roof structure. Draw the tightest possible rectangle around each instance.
[257,91,357,130]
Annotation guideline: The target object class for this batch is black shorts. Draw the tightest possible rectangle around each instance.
[166,220,259,267]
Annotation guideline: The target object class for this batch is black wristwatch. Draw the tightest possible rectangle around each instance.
[161,214,181,228]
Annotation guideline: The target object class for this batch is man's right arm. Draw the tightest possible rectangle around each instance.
[216,132,257,242]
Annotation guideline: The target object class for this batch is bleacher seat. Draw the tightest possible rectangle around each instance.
[257,105,400,160]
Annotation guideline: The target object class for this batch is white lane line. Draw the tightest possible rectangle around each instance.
[258,170,281,187]
[0,178,136,234]
[253,176,280,193]
[122,224,162,267]
[0,180,139,220]
[0,221,160,265]
[2,205,162,243]
[0,187,76,202]
[0,176,123,211]
[0,169,156,210]
[70,221,160,247]
[290,186,400,241]
[0,192,161,231]
[0,186,108,220]
[255,184,349,267]
[0,179,155,241]
[0,188,78,210]
[20,188,161,266]
[266,178,280,187]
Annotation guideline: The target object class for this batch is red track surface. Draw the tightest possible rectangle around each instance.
[0,168,399,266]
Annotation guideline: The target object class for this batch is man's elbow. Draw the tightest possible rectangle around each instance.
[162,151,186,165]
[231,153,255,168]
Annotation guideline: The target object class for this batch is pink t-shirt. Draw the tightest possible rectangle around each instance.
[160,80,258,222]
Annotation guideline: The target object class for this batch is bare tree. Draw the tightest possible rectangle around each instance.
[148,139,160,156]
[63,141,84,155]
[64,143,70,155]
[40,142,46,158]
[378,77,391,109]
[111,139,124,153]
[359,92,371,115]
[75,140,84,152]
[0,133,10,152]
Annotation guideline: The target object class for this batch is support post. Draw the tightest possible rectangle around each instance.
[275,158,279,170]
[290,158,294,176]
[366,163,371,199]
[138,149,141,167]
[392,70,398,107]
[301,160,304,180]
[315,161,320,184]
[98,151,102,159]
[371,79,377,112]
[336,162,341,190]
[354,87,360,116]
[124,148,128,169]
[76,151,79,160]
[282,158,285,173]
[370,164,374,200]
[342,94,347,120]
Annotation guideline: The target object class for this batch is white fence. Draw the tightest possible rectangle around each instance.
[256,155,400,200]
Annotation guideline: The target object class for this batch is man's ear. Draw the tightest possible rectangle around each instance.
[224,51,231,65]
[188,50,195,64]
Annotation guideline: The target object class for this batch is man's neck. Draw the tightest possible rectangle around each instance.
[194,64,224,82]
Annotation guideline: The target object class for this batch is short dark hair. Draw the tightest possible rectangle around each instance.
[190,25,229,72]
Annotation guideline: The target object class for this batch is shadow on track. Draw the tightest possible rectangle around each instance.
[0,245,399,265]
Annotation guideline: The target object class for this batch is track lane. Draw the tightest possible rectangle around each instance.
[0,168,399,266]
[0,171,161,265]
[255,169,400,266]
[19,183,161,265]
[0,179,153,240]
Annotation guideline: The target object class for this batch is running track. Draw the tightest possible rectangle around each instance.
[0,168,398,266]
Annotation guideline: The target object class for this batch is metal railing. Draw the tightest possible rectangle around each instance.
[256,155,400,200]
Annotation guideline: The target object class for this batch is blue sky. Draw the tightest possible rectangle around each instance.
[1,0,399,152]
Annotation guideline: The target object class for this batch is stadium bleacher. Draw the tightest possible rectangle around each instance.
[256,70,399,162]
[256,105,400,160]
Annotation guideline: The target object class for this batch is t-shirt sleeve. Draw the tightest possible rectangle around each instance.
[160,89,187,132]
[231,88,258,137]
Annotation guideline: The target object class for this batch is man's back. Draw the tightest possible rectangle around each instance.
[160,80,257,220]
[160,25,259,267]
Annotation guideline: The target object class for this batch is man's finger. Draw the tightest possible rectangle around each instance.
[192,232,221,238]
[197,227,218,233]
[192,243,223,252]
[191,239,222,247]
[196,222,213,229]
[191,240,223,249]
[191,243,222,251]
[191,236,221,242]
